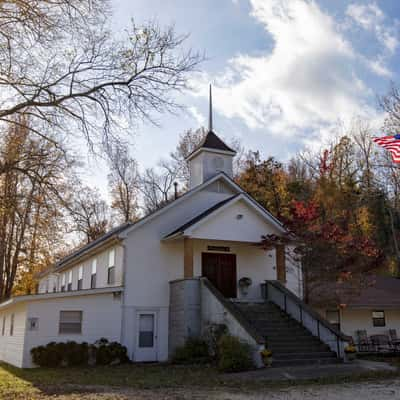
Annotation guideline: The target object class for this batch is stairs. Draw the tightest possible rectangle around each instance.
[234,301,340,367]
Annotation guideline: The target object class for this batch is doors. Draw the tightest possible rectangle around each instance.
[135,311,158,362]
[202,253,237,298]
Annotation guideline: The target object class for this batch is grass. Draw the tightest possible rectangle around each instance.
[0,365,35,399]
[0,362,223,399]
[0,362,221,389]
[0,361,400,399]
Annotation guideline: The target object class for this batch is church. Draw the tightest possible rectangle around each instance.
[0,92,348,368]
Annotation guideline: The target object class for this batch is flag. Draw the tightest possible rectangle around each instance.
[373,134,400,163]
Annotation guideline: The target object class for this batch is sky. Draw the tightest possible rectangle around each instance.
[86,0,400,194]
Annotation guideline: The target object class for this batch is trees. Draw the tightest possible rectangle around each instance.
[0,1,202,299]
[287,198,381,305]
[137,128,247,214]
[68,185,110,244]
[139,162,180,214]
[381,83,400,136]
[295,139,384,304]
[239,131,392,306]
[169,128,206,184]
[0,116,72,301]
[236,152,291,219]
[107,144,139,223]
[0,0,201,150]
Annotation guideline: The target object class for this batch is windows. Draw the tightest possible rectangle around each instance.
[10,314,14,336]
[326,310,340,331]
[1,316,5,336]
[108,249,115,266]
[91,259,97,289]
[107,266,115,285]
[372,310,386,327]
[78,266,83,290]
[61,274,66,292]
[28,318,39,331]
[107,249,115,285]
[67,270,73,291]
[138,314,154,348]
[59,311,82,334]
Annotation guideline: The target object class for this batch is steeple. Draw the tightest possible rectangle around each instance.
[186,86,236,189]
[208,84,213,132]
